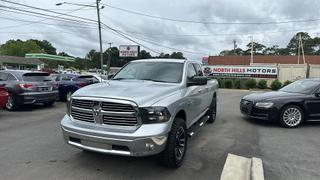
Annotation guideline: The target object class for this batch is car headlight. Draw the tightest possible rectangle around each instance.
[139,107,171,124]
[255,102,274,108]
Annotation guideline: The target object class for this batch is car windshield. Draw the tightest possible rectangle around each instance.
[279,80,319,94]
[112,61,184,83]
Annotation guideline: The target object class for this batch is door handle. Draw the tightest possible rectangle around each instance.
[198,89,203,93]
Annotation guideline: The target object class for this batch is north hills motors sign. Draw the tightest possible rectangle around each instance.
[203,65,278,78]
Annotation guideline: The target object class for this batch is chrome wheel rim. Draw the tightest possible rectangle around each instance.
[6,96,13,109]
[175,127,186,161]
[283,107,302,127]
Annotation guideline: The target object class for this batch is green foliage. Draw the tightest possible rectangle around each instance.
[224,79,233,89]
[283,80,292,87]
[0,39,42,57]
[257,80,268,89]
[234,79,241,89]
[271,80,282,90]
[217,79,225,88]
[246,79,257,89]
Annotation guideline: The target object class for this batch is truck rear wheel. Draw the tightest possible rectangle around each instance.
[160,118,187,168]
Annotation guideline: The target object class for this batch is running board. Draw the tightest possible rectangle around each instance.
[187,115,210,137]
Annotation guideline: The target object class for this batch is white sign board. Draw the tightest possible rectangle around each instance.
[203,65,278,78]
[119,45,140,57]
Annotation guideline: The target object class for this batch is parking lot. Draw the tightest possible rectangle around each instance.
[1,89,320,180]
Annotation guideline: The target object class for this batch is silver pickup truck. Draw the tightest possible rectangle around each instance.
[61,59,218,168]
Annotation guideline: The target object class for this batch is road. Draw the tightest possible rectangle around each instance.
[1,89,320,180]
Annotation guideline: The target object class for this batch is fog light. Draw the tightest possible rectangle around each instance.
[146,143,155,151]
[151,136,167,146]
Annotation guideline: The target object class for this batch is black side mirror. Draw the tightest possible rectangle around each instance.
[315,92,320,97]
[187,76,207,87]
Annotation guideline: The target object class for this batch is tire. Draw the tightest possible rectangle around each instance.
[280,105,304,128]
[6,94,19,111]
[160,118,187,168]
[44,101,55,107]
[206,95,217,124]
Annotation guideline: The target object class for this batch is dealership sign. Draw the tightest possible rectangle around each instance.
[203,65,278,78]
[119,45,140,57]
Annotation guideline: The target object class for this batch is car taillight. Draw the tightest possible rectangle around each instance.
[19,84,34,89]
[76,82,87,87]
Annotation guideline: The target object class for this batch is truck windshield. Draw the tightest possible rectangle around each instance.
[113,62,184,83]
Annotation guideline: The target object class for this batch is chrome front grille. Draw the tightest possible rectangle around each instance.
[103,114,138,126]
[71,109,94,123]
[71,98,138,126]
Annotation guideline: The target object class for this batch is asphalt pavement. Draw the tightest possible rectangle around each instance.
[1,89,320,180]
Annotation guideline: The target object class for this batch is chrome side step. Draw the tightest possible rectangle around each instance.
[187,115,210,137]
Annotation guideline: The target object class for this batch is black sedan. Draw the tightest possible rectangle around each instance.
[240,78,320,128]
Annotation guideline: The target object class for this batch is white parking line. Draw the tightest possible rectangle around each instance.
[220,153,264,180]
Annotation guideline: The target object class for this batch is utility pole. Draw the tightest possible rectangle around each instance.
[96,0,104,74]
[300,34,306,64]
[250,36,254,64]
[107,42,113,75]
[233,40,237,55]
[297,34,301,64]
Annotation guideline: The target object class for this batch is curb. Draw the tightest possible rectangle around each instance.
[220,154,264,180]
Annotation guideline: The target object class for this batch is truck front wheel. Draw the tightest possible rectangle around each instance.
[160,118,187,168]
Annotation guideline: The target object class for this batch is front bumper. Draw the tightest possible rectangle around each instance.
[61,115,169,157]
[18,91,58,104]
[240,101,278,121]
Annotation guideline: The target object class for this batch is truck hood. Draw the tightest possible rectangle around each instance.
[72,80,182,106]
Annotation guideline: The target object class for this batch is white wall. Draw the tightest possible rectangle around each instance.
[278,64,307,82]
[309,64,320,78]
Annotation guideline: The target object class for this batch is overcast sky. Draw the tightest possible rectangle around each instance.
[0,0,320,60]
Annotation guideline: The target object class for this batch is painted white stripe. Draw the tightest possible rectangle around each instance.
[220,153,264,180]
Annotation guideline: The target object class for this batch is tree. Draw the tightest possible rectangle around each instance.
[244,42,266,55]
[0,39,42,57]
[170,52,185,59]
[287,32,313,55]
[219,48,244,56]
[31,39,57,55]
[139,50,152,59]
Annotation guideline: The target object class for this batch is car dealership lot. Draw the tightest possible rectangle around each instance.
[1,89,320,180]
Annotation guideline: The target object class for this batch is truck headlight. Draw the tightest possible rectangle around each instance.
[255,102,274,108]
[140,107,171,124]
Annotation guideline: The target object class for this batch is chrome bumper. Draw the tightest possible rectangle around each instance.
[61,115,169,157]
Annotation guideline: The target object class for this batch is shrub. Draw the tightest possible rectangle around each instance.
[257,80,268,89]
[271,80,282,90]
[224,79,233,89]
[246,79,257,89]
[234,79,241,89]
[283,80,292,87]
[217,79,225,88]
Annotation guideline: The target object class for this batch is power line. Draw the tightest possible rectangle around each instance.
[103,4,320,25]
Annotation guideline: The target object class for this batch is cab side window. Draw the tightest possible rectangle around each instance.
[187,63,197,80]
[193,63,203,76]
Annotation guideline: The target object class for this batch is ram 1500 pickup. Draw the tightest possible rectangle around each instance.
[61,59,218,168]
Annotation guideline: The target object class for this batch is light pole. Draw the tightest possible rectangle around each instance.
[56,1,105,73]
[107,42,113,75]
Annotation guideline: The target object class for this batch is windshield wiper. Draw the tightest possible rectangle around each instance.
[112,78,127,80]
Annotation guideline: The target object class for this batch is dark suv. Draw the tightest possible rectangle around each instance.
[0,70,58,110]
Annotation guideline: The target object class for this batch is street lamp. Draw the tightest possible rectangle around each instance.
[56,1,104,74]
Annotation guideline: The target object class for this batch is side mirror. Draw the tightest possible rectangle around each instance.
[187,76,207,87]
[315,92,320,97]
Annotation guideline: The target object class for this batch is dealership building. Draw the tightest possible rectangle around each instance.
[203,55,320,82]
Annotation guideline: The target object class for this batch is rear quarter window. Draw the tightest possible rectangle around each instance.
[22,73,53,82]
